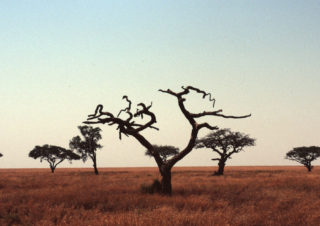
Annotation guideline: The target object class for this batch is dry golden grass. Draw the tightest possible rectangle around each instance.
[1,166,320,225]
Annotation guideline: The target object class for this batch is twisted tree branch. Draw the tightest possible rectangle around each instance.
[117,95,133,121]
[158,86,251,167]
[83,96,163,167]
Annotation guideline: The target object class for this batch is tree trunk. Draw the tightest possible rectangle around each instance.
[50,166,55,173]
[214,160,225,176]
[93,160,99,175]
[304,161,313,172]
[160,167,172,195]
[307,164,312,172]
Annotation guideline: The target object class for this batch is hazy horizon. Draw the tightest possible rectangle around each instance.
[1,1,320,168]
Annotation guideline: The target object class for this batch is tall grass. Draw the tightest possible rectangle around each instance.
[0,166,320,225]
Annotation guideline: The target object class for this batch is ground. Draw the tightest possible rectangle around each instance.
[0,166,320,225]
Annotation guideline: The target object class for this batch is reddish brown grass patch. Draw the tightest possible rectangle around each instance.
[0,166,320,225]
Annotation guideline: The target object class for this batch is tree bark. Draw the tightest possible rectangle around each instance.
[93,156,99,175]
[214,159,225,176]
[160,167,172,195]
[303,161,313,172]
[161,170,172,195]
[306,163,312,172]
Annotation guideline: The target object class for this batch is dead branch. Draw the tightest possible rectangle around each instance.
[117,95,133,121]
[211,158,220,161]
[159,86,251,167]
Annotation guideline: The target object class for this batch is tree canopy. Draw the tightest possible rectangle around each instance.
[145,145,179,162]
[195,128,255,175]
[69,125,103,175]
[29,145,80,173]
[285,146,320,172]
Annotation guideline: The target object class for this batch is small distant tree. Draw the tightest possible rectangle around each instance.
[29,145,80,173]
[285,146,320,172]
[195,128,255,176]
[69,125,102,175]
[0,153,2,158]
[145,145,179,162]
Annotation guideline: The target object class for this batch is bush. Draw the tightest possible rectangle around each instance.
[140,179,161,194]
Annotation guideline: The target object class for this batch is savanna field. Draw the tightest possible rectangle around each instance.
[0,166,320,226]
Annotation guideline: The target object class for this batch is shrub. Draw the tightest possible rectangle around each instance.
[140,179,161,194]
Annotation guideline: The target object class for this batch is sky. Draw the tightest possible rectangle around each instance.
[0,1,320,168]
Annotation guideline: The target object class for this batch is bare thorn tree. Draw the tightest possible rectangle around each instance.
[84,86,251,195]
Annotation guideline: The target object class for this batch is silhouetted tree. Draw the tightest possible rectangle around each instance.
[84,86,251,195]
[29,145,80,173]
[0,153,2,158]
[195,128,255,176]
[285,146,320,172]
[69,125,102,175]
[145,145,179,162]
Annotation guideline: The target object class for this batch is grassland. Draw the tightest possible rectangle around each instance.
[0,166,320,225]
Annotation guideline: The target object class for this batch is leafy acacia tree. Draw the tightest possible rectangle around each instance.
[69,125,102,175]
[195,128,255,176]
[285,146,320,172]
[145,145,179,162]
[29,145,80,173]
[84,86,251,195]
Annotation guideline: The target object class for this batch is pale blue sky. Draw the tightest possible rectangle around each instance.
[0,1,319,168]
